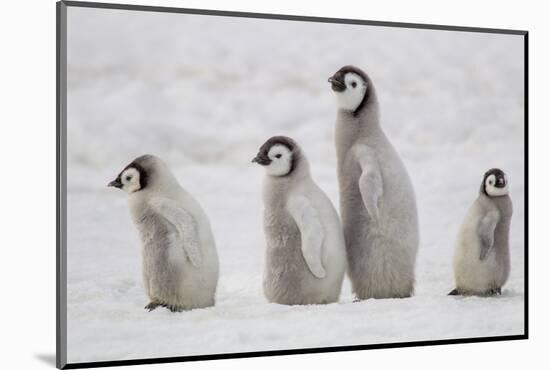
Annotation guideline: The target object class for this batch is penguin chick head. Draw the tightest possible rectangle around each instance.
[252,136,297,177]
[108,156,152,194]
[482,168,509,197]
[328,65,369,114]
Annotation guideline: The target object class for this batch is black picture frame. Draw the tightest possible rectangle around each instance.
[56,1,529,368]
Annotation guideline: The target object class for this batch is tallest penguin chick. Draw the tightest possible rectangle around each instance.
[328,65,419,299]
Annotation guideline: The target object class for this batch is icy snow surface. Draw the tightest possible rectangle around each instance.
[66,7,525,363]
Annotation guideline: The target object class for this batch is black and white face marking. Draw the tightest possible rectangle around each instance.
[252,136,296,177]
[483,168,509,197]
[328,65,369,113]
[263,145,293,176]
[108,162,148,194]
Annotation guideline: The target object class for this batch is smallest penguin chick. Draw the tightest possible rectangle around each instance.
[450,168,513,296]
[252,136,347,305]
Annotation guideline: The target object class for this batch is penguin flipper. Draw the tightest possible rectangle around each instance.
[152,198,202,268]
[477,210,500,261]
[356,146,383,223]
[287,195,326,279]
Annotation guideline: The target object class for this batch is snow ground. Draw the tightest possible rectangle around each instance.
[65,7,525,363]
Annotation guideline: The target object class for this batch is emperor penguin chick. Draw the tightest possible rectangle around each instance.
[108,155,219,312]
[252,136,346,305]
[450,169,513,296]
[328,65,419,299]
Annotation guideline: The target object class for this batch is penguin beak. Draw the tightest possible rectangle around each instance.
[496,177,506,188]
[328,76,346,92]
[251,154,271,166]
[108,179,123,188]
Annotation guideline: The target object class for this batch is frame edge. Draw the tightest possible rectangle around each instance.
[57,1,68,369]
[57,2,529,368]
[523,31,529,339]
[62,0,527,35]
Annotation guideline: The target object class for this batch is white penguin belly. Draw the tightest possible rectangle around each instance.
[454,225,501,293]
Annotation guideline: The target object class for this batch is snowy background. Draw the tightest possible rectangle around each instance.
[66,7,525,364]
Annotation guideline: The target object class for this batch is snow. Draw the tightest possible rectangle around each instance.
[65,6,525,364]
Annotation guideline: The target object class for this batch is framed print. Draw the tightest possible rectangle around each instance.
[57,1,528,368]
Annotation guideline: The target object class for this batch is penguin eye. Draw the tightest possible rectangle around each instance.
[275,154,282,159]
[351,81,357,88]
[126,175,132,181]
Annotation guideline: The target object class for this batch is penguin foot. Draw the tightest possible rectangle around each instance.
[144,302,161,311]
[448,289,460,296]
[145,302,185,312]
[166,304,184,313]
[486,288,502,296]
[353,298,362,303]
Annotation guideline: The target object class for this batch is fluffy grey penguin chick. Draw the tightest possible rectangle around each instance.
[108,155,219,312]
[252,136,347,305]
[329,65,419,299]
[450,168,513,296]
